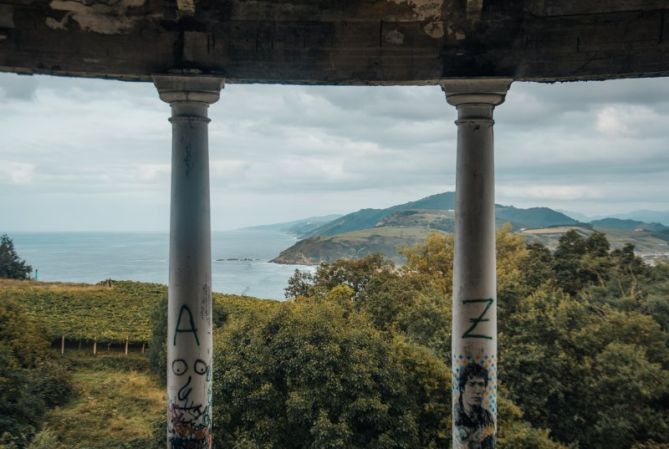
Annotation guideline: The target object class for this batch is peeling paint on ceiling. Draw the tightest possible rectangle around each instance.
[176,0,195,15]
[423,21,444,38]
[387,0,451,39]
[46,0,149,34]
[466,0,483,24]
[384,28,405,44]
[387,0,443,21]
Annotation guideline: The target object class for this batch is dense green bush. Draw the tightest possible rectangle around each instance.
[0,298,72,449]
[28,361,72,408]
[147,296,168,386]
[213,299,451,449]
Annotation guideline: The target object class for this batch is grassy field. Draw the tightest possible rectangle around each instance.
[0,279,279,346]
[36,352,164,449]
[0,279,278,449]
[0,279,165,344]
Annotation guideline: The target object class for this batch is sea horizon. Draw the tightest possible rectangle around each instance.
[7,230,313,300]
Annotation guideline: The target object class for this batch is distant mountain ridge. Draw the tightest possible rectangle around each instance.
[305,193,579,238]
[589,218,668,232]
[495,205,580,230]
[606,210,669,227]
[303,192,458,237]
[242,214,342,237]
[269,192,669,265]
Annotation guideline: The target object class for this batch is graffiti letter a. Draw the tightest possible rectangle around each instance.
[462,298,493,340]
[173,305,200,346]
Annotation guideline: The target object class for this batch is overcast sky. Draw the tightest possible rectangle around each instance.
[1,73,668,232]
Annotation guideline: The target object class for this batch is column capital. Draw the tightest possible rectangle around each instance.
[153,75,225,105]
[440,78,512,107]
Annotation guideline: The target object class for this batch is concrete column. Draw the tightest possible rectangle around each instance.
[441,79,511,449]
[154,75,224,449]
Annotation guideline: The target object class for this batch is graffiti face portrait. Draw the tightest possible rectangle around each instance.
[454,362,496,449]
[462,376,486,408]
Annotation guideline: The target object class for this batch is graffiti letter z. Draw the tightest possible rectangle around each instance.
[462,298,493,340]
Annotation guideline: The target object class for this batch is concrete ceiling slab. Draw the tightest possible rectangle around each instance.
[0,0,667,84]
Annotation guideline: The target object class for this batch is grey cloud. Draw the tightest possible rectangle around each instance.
[0,73,38,100]
[214,84,455,151]
[498,78,669,128]
[1,74,668,231]
[514,78,669,108]
[312,85,448,122]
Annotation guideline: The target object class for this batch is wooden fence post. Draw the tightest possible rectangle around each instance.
[61,335,65,355]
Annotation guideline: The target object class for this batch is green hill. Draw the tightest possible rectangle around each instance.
[273,192,584,264]
[607,210,669,227]
[589,217,668,232]
[305,192,579,238]
[272,227,432,265]
[271,193,669,265]
[496,205,580,229]
[304,192,458,237]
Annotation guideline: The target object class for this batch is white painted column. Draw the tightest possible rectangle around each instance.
[441,79,511,449]
[154,75,224,449]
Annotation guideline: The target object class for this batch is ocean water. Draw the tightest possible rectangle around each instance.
[9,230,313,300]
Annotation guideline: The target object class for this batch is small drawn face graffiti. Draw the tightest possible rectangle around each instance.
[172,359,188,376]
[194,359,208,376]
[463,376,486,408]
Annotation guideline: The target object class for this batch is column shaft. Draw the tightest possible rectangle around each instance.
[154,75,224,449]
[442,79,510,449]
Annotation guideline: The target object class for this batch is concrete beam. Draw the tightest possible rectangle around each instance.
[0,0,667,83]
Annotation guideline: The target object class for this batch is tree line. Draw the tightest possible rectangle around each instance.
[2,230,668,448]
[147,228,669,449]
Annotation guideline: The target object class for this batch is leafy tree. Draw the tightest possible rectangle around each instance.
[0,235,32,280]
[153,227,669,449]
[147,296,168,385]
[585,230,611,256]
[642,263,669,331]
[581,231,614,288]
[497,398,567,449]
[521,243,554,291]
[213,300,452,449]
[0,298,72,448]
[285,269,315,299]
[400,232,454,295]
[609,243,649,299]
[552,230,605,295]
[501,286,669,448]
